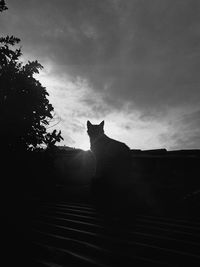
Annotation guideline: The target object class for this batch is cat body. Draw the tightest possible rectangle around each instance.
[91,132,131,180]
[87,120,132,208]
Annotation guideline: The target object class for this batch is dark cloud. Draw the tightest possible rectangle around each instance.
[1,0,200,148]
[159,109,200,149]
[1,0,200,112]
[180,110,200,127]
[161,131,200,150]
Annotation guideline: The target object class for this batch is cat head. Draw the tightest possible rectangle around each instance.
[87,120,104,139]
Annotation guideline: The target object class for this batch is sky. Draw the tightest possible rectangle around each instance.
[1,0,200,150]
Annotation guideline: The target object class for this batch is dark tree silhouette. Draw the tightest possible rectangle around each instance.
[0,1,63,152]
[0,23,63,151]
[0,36,63,151]
[0,0,7,12]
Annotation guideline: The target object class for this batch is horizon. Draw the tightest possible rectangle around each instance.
[57,144,200,153]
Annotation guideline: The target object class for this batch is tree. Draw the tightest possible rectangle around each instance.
[0,0,7,12]
[0,6,63,151]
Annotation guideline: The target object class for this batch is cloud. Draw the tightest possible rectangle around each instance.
[159,109,200,149]
[2,0,200,112]
[35,69,112,148]
[1,0,200,149]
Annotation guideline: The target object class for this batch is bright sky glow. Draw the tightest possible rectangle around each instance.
[35,67,172,150]
[2,0,200,150]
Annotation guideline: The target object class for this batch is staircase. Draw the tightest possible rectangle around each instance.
[27,201,200,267]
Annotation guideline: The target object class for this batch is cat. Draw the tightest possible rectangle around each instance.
[87,120,132,209]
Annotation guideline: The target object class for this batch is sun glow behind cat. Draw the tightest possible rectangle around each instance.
[35,68,170,151]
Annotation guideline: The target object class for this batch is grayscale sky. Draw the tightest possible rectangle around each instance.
[1,0,200,150]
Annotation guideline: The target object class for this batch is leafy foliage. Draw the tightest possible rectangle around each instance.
[0,0,7,12]
[0,34,63,151]
[44,129,63,149]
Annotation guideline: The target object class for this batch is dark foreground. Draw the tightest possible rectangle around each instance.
[1,149,200,266]
[1,192,200,267]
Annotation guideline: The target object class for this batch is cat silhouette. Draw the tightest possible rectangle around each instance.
[87,120,132,210]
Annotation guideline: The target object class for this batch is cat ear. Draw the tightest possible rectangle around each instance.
[87,120,92,128]
[100,120,104,128]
